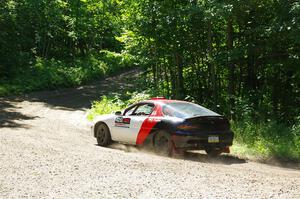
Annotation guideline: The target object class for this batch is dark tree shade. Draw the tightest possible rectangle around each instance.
[124,0,300,123]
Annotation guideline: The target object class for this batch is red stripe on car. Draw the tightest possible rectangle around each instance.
[136,118,158,145]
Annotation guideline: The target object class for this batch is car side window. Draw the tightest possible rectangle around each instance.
[132,104,154,116]
[123,105,138,116]
[162,105,185,118]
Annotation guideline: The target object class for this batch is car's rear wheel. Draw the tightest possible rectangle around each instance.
[96,123,111,147]
[154,130,175,157]
[205,148,222,157]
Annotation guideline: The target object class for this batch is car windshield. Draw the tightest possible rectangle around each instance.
[162,102,219,118]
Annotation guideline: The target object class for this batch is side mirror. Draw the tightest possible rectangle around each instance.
[115,111,122,115]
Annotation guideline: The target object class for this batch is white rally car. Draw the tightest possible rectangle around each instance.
[91,98,234,156]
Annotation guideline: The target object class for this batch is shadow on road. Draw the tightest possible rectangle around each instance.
[23,69,142,111]
[0,100,38,128]
[0,69,142,129]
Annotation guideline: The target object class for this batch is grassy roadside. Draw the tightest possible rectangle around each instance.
[87,92,300,162]
[231,120,300,161]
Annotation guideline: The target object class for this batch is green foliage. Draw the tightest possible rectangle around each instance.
[0,53,135,96]
[87,95,126,121]
[123,0,300,123]
[100,50,137,73]
[87,91,151,121]
[0,0,131,96]
[126,92,151,105]
[231,119,300,161]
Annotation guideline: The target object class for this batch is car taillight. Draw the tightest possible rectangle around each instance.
[177,124,198,130]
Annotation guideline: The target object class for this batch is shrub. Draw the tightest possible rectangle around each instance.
[87,96,126,121]
[87,91,151,121]
[100,50,136,74]
[231,119,300,161]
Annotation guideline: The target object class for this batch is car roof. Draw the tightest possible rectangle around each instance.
[141,99,189,104]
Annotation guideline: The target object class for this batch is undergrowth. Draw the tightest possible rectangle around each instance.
[87,92,150,121]
[0,51,135,96]
[231,119,300,161]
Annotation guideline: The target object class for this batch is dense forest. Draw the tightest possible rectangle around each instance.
[0,0,133,94]
[1,1,299,158]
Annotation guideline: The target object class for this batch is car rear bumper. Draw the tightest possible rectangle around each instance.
[172,131,234,150]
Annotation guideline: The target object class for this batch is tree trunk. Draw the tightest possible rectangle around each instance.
[168,56,177,99]
[208,21,216,106]
[163,57,170,97]
[174,52,184,99]
[227,17,235,118]
[247,45,256,90]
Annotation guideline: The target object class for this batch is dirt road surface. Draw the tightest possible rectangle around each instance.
[1,70,299,199]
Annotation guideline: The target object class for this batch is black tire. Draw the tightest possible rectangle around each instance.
[205,148,222,157]
[95,123,111,147]
[153,130,175,157]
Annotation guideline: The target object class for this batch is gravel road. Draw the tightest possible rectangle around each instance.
[1,70,299,199]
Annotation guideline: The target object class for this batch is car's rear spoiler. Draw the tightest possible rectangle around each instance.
[185,115,225,121]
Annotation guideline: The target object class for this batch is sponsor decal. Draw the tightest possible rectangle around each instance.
[115,116,123,123]
[115,117,131,128]
[122,118,131,124]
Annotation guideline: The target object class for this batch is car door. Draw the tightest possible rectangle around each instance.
[110,104,138,142]
[112,103,155,144]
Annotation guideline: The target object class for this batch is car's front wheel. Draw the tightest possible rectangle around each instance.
[96,123,111,147]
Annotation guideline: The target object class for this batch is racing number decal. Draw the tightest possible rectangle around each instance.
[115,117,131,128]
